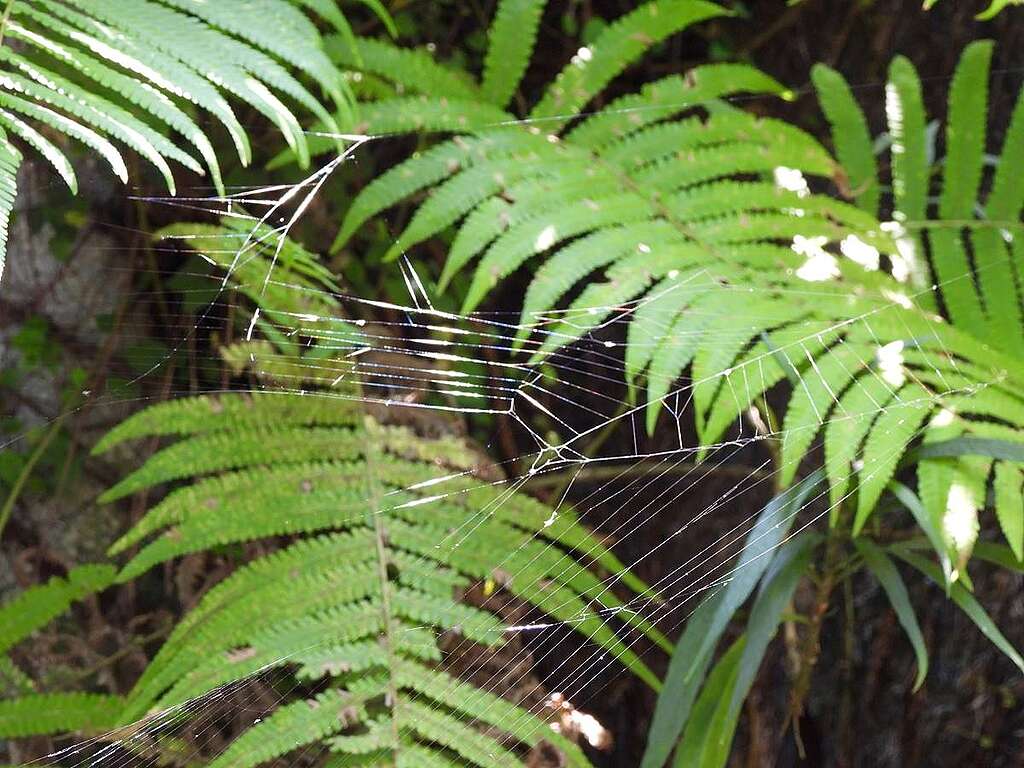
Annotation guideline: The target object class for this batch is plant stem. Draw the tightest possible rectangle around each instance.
[363,417,402,753]
[0,0,15,50]
[838,572,856,767]
[0,413,67,539]
[788,519,846,757]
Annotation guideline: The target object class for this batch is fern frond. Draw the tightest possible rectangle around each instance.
[994,462,1024,560]
[0,134,18,281]
[852,384,934,533]
[519,223,683,345]
[695,320,838,450]
[15,5,251,169]
[333,131,536,251]
[567,64,786,149]
[0,693,122,738]
[825,375,899,510]
[969,50,1024,355]
[0,63,182,188]
[263,26,1024,750]
[158,0,345,106]
[385,144,571,262]
[92,373,661,765]
[0,106,76,191]
[94,393,358,455]
[885,55,931,294]
[0,88,128,182]
[0,0,355,283]
[928,42,990,336]
[357,96,514,136]
[327,37,479,101]
[463,192,655,312]
[778,343,871,486]
[204,689,365,768]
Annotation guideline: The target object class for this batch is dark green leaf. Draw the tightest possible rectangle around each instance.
[855,538,928,691]
[892,546,1024,673]
[641,470,823,768]
[673,637,745,768]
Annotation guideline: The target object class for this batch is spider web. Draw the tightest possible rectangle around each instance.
[1,82,1007,768]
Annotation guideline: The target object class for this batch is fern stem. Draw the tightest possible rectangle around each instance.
[0,0,14,50]
[363,416,403,754]
[787,519,846,757]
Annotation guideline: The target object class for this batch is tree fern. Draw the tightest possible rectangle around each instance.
[0,0,370,282]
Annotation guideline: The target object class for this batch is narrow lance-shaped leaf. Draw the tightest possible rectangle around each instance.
[892,546,1024,673]
[855,538,928,691]
[641,470,824,768]
[889,481,954,588]
[673,636,745,768]
[675,534,818,768]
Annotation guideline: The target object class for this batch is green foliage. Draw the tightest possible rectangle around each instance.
[0,566,117,738]
[0,0,361,281]
[808,41,1024,571]
[0,692,122,737]
[1,217,665,764]
[480,0,546,107]
[673,533,815,767]
[854,539,928,691]
[892,545,1024,673]
[333,9,1024,583]
[324,0,828,312]
[325,0,899,459]
[155,217,345,373]
[923,0,1021,19]
[84,389,663,766]
[643,43,1024,766]
[311,12,1024,762]
[0,564,115,656]
[641,473,822,768]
